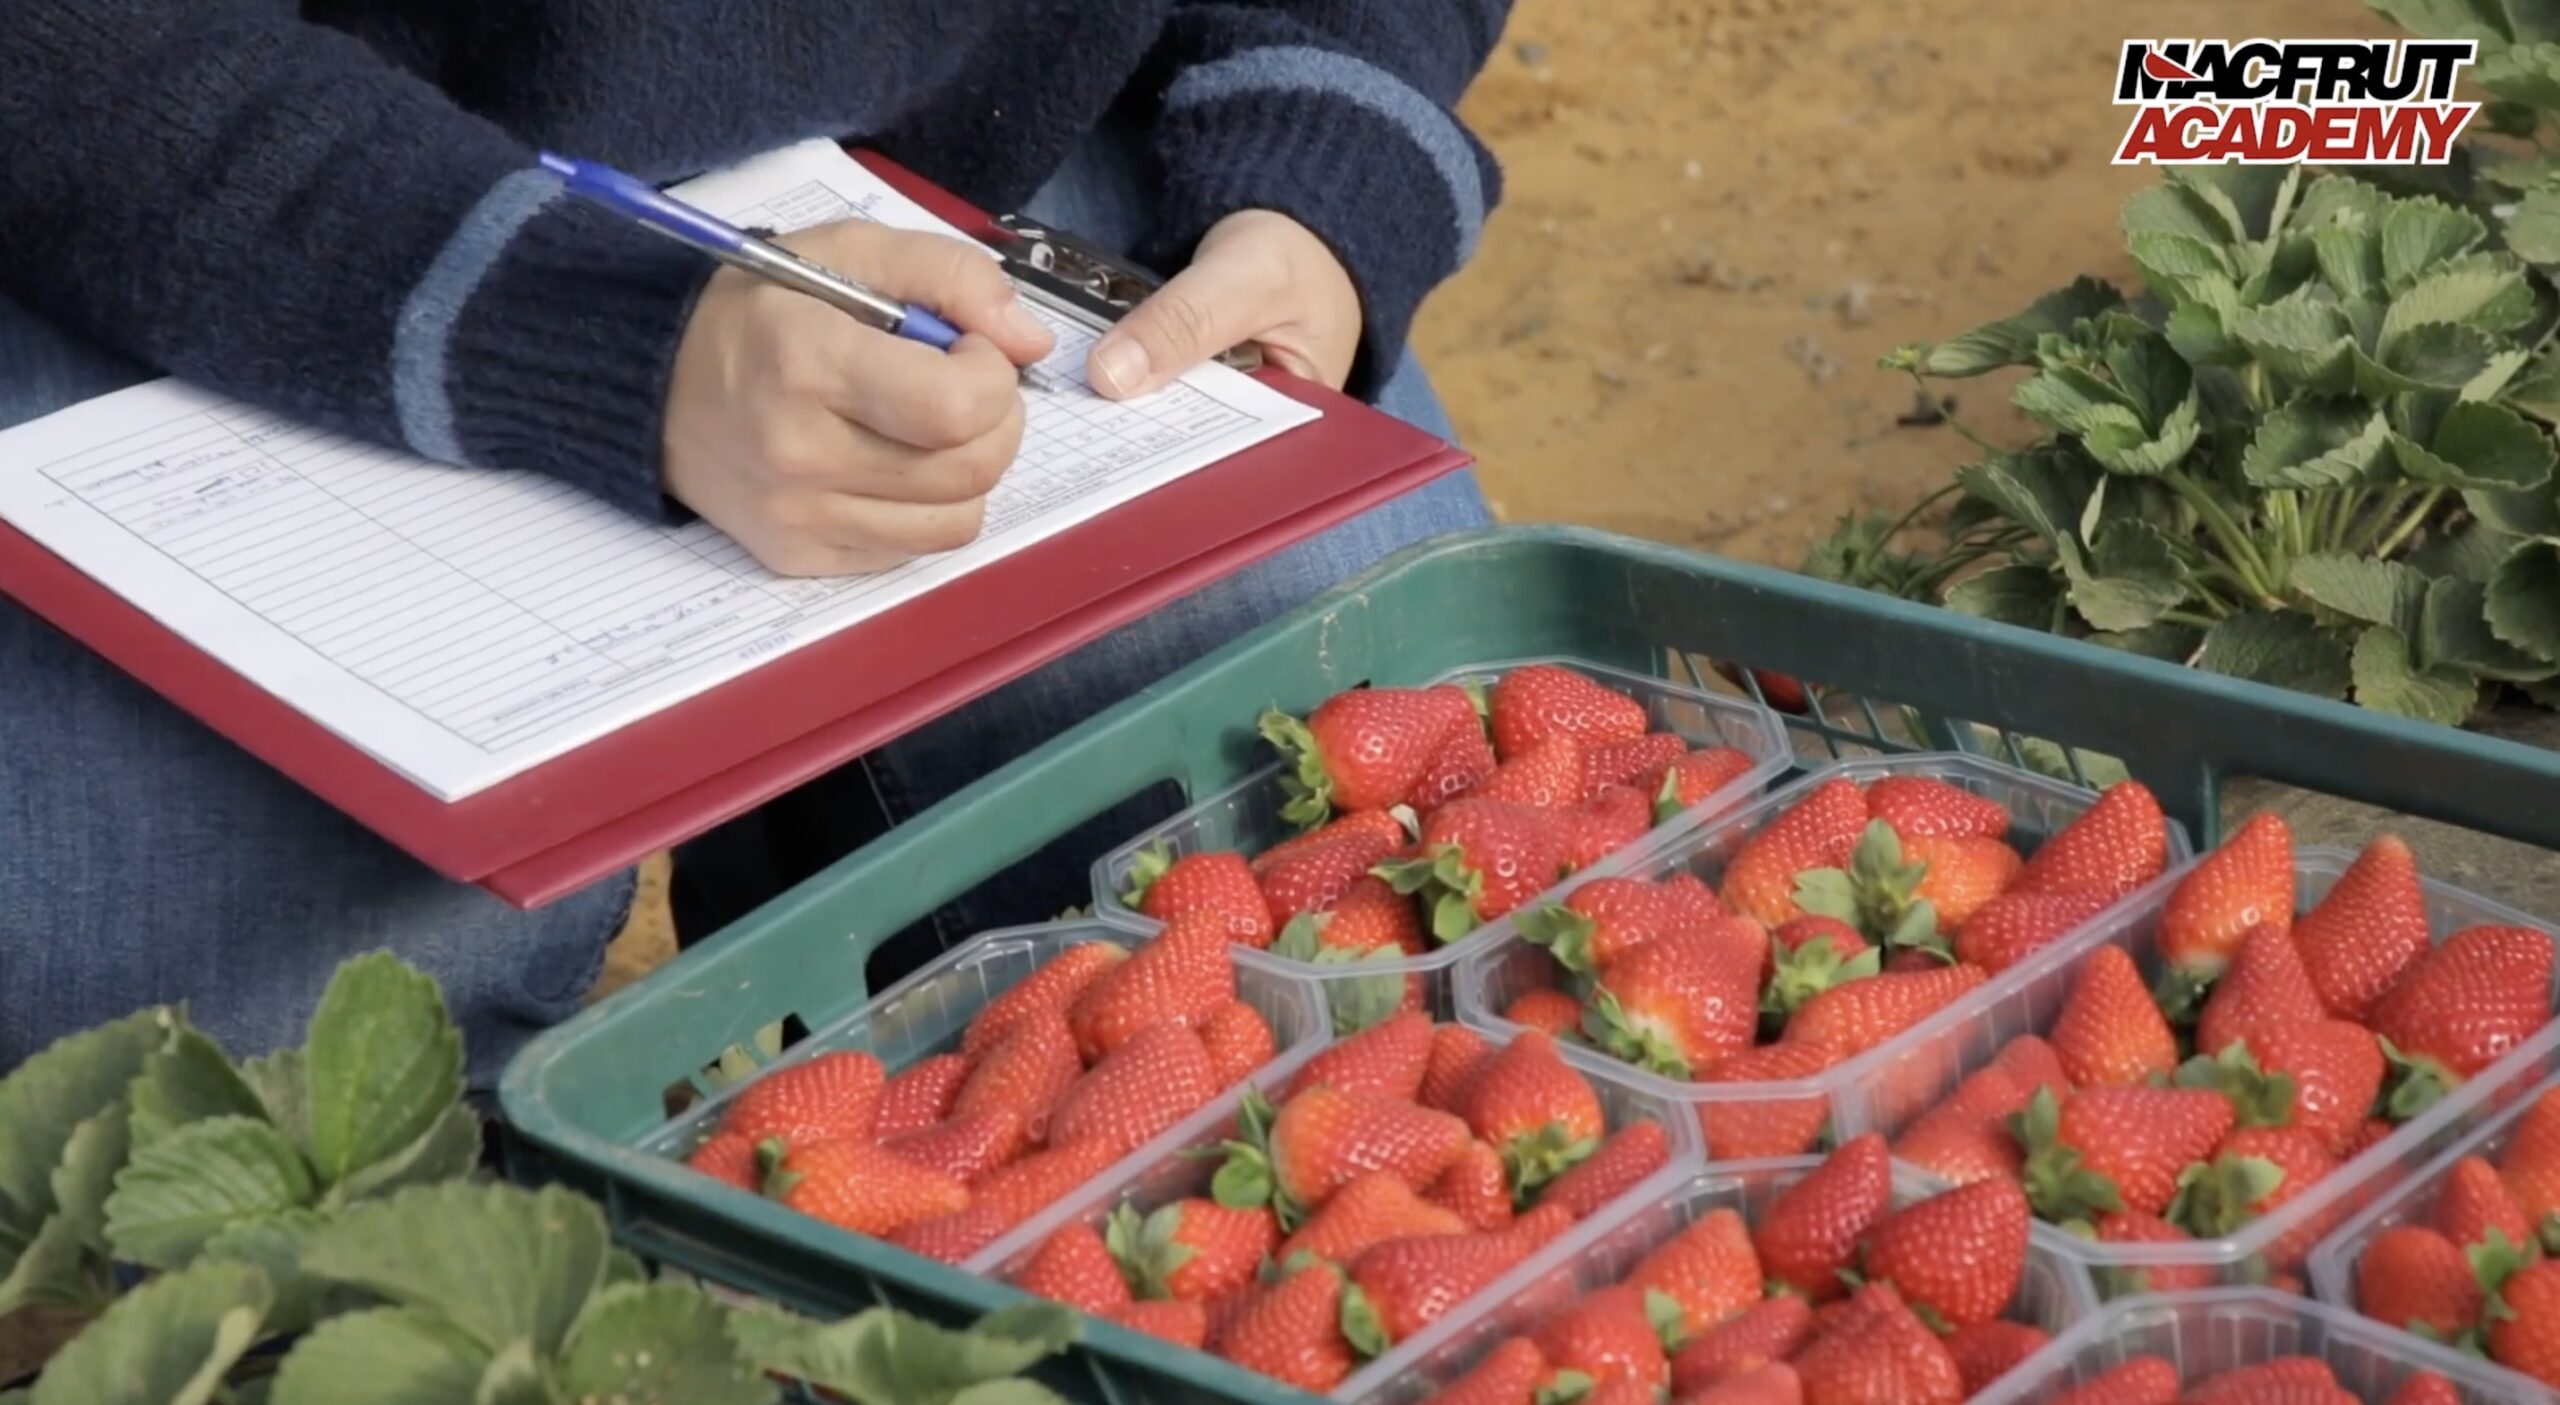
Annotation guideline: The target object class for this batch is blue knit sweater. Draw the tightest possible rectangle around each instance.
[0,0,1507,520]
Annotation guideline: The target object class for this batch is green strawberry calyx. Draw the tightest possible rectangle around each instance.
[2164,1152,2284,1238]
[1642,1287,1690,1350]
[1515,904,1603,975]
[1582,985,1694,1080]
[1119,842,1179,912]
[1531,1370,1597,1405]
[1102,1201,1175,1301]
[753,1135,797,1198]
[2150,965,2216,1026]
[2471,1227,2534,1301]
[1500,1123,1600,1205]
[2377,1035,2463,1121]
[1208,1087,1309,1227]
[1260,708,1337,830]
[2010,1086,2128,1224]
[1337,1274,1392,1361]
[1791,821,1950,961]
[1272,914,1414,1035]
[1652,767,1689,826]
[1373,846,1485,944]
[2540,1210,2560,1258]
[1761,935,1883,1019]
[2172,1044,2298,1130]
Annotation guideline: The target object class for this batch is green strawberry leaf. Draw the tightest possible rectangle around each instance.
[2242,399,2393,489]
[752,1303,1075,1405]
[469,1338,555,1405]
[2382,197,2487,285]
[129,1028,267,1150]
[27,1258,272,1405]
[302,953,465,1190]
[299,1181,611,1359]
[2067,521,2190,632]
[2287,554,2430,635]
[2507,187,2560,265]
[0,1212,109,1318]
[200,1208,345,1340]
[1944,563,2063,629]
[2466,479,2560,538]
[48,1100,131,1257]
[327,1102,483,1209]
[239,1049,311,1156]
[2229,294,2358,393]
[2397,402,2558,490]
[2422,578,2558,681]
[1119,842,1177,912]
[105,1115,318,1270]
[267,1306,493,1405]
[2409,519,2523,587]
[2351,626,2481,725]
[2196,611,2354,699]
[1917,277,2124,378]
[2381,254,2538,348]
[2487,540,2560,663]
[554,1282,772,1405]
[0,1007,175,1239]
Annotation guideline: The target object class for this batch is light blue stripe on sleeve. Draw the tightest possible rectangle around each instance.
[1163,45,1485,260]
[391,168,558,465]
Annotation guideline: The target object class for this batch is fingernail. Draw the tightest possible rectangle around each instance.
[1090,340,1150,395]
[1001,299,1049,344]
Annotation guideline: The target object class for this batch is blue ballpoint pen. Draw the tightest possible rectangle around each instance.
[538,151,1062,392]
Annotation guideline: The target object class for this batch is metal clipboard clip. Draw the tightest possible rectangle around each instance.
[986,215,1266,374]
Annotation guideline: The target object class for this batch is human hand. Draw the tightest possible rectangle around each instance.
[661,221,1055,577]
[1085,209,1361,398]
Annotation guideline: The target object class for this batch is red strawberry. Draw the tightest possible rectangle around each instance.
[1288,1009,1434,1103]
[1257,821,1410,928]
[2013,1085,2235,1220]
[1953,887,2113,974]
[1531,1285,1669,1389]
[2359,1225,2483,1340]
[1503,988,1586,1040]
[2015,781,2169,902]
[1490,664,1648,759]
[1270,874,1426,1035]
[1381,798,1570,941]
[1865,1176,2030,1329]
[2373,923,2555,1116]
[1473,733,1587,810]
[2182,1358,2342,1404]
[1049,1022,1219,1155]
[1664,871,1735,926]
[1693,1039,1843,1160]
[1785,964,1986,1058]
[2189,1019,2384,1156]
[2169,1125,2339,1268]
[2196,924,2327,1055]
[1671,1295,1814,1395]
[1684,1362,1805,1405]
[2350,1116,2399,1157]
[1995,1034,2071,1098]
[684,1132,759,1191]
[1411,715,1499,815]
[1519,878,1688,976]
[1586,928,1762,1078]
[1427,1140,1515,1232]
[2292,836,2433,1023]
[719,1050,884,1148]
[1906,833,2024,931]
[1105,1298,1208,1348]
[2486,1257,2560,1386]
[2088,1210,2213,1297]
[1627,1207,1762,1345]
[1788,1281,1963,1405]
[1774,914,1866,960]
[765,1138,969,1236]
[2501,1086,2560,1242]
[1563,784,1656,871]
[2158,812,2295,991]
[2385,1372,2465,1405]
[2049,944,2179,1087]
[1340,1205,1573,1353]
[881,1108,1029,1185]
[963,944,1129,1057]
[1540,1119,1673,1220]
[1420,1023,1495,1113]
[875,1053,969,1139]
[2435,1154,2535,1254]
[888,1138,1121,1262]
[1216,1260,1357,1390]
[1943,1320,2049,1395]
[1754,1133,1892,1302]
[1462,1031,1607,1193]
[1438,1337,1551,1405]
[951,1016,1083,1128]
[1893,1065,2029,1186]
[1585,733,1692,799]
[1067,914,1237,1062]
[1867,775,2011,840]
[1218,1085,1471,1222]
[1012,1221,1134,1313]
[1123,846,1276,949]
[1278,1170,1468,1265]
[2047,1356,2179,1405]
[1108,1197,1277,1305]
[1265,686,1469,824]
[1200,1001,1277,1087]
[1722,779,1869,928]
[1658,746,1762,817]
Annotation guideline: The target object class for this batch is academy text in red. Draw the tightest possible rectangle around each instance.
[2114,38,2479,166]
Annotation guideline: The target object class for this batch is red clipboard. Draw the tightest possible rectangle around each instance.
[0,150,1470,908]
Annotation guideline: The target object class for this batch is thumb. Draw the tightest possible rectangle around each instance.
[1086,259,1265,399]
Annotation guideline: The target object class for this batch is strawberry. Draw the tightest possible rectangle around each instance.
[1670,1295,1814,1395]
[1518,878,1689,976]
[1788,1281,1963,1405]
[1215,1260,1357,1390]
[2373,923,2555,1117]
[2183,1019,2383,1157]
[2488,1257,2560,1386]
[1866,775,2011,841]
[2182,1359,2340,1404]
[1764,919,1881,1020]
[1785,964,1986,1057]
[1411,716,1500,815]
[1420,1023,1495,1113]
[1287,1009,1435,1103]
[765,1137,969,1236]
[1013,1221,1134,1313]
[951,1016,1083,1129]
[2501,1086,2560,1247]
[1563,784,1656,871]
[1050,1021,1219,1155]
[2051,945,2179,1087]
[2196,924,2327,1055]
[2047,1356,2179,1405]
[1339,1205,1573,1353]
[1774,914,1866,960]
[1906,833,2023,931]
[1504,988,1586,1040]
[1684,1362,1805,1405]
[1105,1298,1209,1348]
[2087,1210,2212,1297]
[1627,1206,1762,1345]
[1953,887,2113,974]
[1664,871,1735,924]
[1943,1320,2049,1396]
[1575,1377,1663,1405]
[1788,820,1942,958]
[2350,1116,2399,1157]
[1490,664,1648,759]
[1754,1133,1892,1302]
[1532,1285,1669,1388]
[1658,746,1762,818]
[1123,846,1276,949]
[1582,732,1691,799]
[2169,1125,2339,1268]
[2358,1224,2486,1340]
[2385,1372,2464,1405]
[2158,812,2295,994]
[719,1050,884,1148]
[1107,1197,1276,1305]
[1995,1034,2071,1097]
[1540,1119,1674,1220]
[2013,1084,2235,1221]
[1894,1065,2030,1186]
[888,1138,1122,1262]
[1270,874,1425,1035]
[1067,914,1237,1062]
[1380,798,1570,941]
[2012,781,2169,902]
[1439,1337,1551,1405]
[1722,779,1870,928]
[1866,1177,2030,1328]
[1216,1085,1471,1223]
[963,944,1129,1057]
[684,1131,759,1191]
[1693,1040,1843,1160]
[1265,686,1469,825]
[2435,1154,2535,1255]
[1473,734,1587,809]
[1585,928,1762,1077]
[1278,1170,1468,1265]
[1427,1140,1515,1232]
[874,1053,969,1139]
[1257,821,1410,928]
[2290,835,2433,1023]
[1463,1031,1607,1193]
[1199,1001,1277,1088]
[880,1108,1028,1185]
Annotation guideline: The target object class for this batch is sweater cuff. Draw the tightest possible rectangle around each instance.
[1136,48,1497,402]
[400,172,714,522]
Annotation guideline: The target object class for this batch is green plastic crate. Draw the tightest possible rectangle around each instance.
[498,525,2560,1405]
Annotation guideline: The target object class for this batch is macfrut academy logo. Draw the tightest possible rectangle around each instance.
[2114,38,2480,166]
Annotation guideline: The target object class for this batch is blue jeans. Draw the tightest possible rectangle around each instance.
[0,132,1490,1089]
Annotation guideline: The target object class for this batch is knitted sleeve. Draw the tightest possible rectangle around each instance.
[1136,0,1514,399]
[0,0,708,520]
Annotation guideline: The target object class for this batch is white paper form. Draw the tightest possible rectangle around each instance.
[0,141,1319,800]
